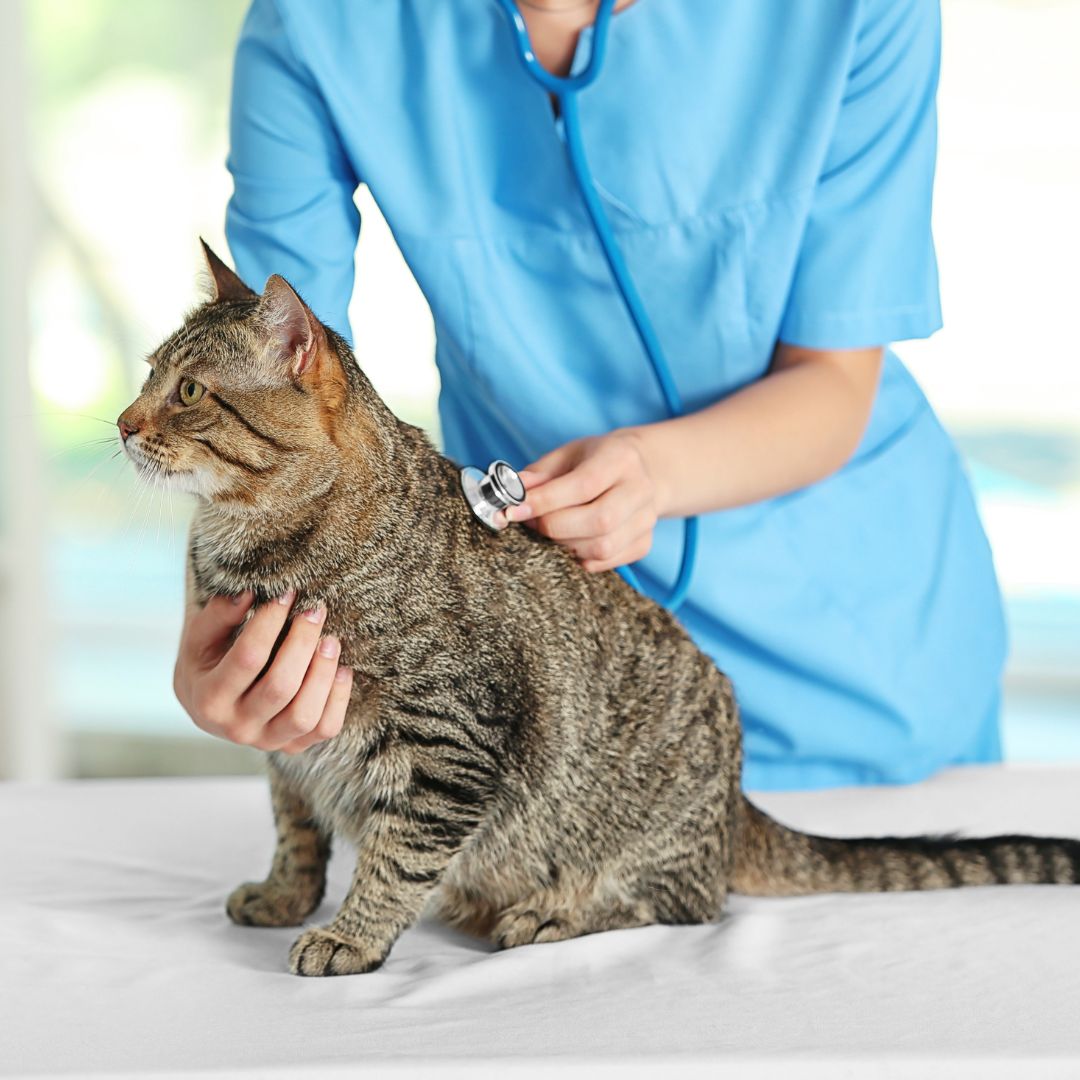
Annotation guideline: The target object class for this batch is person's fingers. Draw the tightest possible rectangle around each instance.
[580,525,654,574]
[176,592,265,729]
[509,458,612,523]
[517,442,580,488]
[238,604,328,723]
[258,633,342,750]
[201,590,296,705]
[531,483,643,542]
[276,663,354,755]
[181,591,255,668]
[569,509,656,567]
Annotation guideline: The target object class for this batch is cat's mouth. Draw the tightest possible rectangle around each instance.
[122,435,229,499]
[122,438,188,485]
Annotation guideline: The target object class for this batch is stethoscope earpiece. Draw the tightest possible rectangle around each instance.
[461,460,526,531]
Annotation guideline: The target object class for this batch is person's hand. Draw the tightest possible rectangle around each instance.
[505,429,663,573]
[173,590,354,755]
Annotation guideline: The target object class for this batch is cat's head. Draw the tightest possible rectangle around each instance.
[117,242,382,510]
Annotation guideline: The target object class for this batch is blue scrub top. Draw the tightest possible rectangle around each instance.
[225,0,1006,791]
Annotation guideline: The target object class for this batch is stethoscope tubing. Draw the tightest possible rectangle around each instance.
[497,0,699,612]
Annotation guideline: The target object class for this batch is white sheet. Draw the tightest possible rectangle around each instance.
[2,765,1078,1079]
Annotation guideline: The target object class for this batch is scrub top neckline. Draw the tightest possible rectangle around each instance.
[495,0,652,157]
[500,0,647,81]
[553,0,650,78]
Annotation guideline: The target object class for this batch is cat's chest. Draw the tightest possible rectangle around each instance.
[272,743,362,827]
[266,695,408,838]
[189,527,297,603]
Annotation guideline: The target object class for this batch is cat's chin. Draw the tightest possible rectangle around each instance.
[126,448,221,499]
[155,469,222,498]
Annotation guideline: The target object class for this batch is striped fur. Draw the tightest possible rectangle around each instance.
[118,250,1080,977]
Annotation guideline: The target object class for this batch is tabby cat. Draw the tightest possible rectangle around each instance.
[117,243,1079,977]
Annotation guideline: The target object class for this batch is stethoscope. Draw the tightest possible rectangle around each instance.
[461,0,699,612]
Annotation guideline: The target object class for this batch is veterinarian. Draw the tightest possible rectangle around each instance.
[172,0,1006,791]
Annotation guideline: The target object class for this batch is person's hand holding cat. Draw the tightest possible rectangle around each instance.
[173,591,354,754]
[507,429,663,573]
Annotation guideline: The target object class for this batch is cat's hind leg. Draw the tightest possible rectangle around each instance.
[492,887,656,949]
[492,824,730,949]
[227,764,330,928]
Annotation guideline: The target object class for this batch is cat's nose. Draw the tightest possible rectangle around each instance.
[118,419,139,442]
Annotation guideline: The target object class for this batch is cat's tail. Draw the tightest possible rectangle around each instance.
[731,796,1080,895]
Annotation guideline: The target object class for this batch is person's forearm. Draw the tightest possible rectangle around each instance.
[632,345,884,519]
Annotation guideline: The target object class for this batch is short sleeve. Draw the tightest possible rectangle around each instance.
[225,0,361,342]
[778,0,943,350]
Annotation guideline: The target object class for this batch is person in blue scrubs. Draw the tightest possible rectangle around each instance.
[174,0,1006,790]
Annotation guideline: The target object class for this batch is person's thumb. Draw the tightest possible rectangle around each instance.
[182,591,255,668]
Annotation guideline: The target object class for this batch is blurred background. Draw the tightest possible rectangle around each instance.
[0,0,1077,781]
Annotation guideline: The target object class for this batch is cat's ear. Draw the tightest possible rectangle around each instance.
[199,238,257,303]
[257,274,322,378]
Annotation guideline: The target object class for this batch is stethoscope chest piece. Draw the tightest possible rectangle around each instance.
[461,460,526,531]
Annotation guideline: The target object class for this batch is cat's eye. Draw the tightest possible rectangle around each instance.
[179,378,205,407]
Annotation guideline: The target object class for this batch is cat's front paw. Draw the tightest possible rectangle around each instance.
[288,927,386,977]
[226,881,316,928]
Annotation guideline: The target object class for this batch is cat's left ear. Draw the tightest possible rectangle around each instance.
[199,238,257,303]
[257,274,324,379]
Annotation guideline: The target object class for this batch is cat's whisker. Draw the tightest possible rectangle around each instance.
[46,441,128,509]
[148,467,184,558]
[42,436,119,466]
[167,485,180,563]
[131,473,162,568]
[154,472,169,551]
[26,409,119,428]
[80,446,128,490]
[120,464,156,546]
[123,480,147,547]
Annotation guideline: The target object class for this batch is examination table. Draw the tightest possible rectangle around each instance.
[2,764,1078,1079]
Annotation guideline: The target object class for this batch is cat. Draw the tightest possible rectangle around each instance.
[117,242,1080,977]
